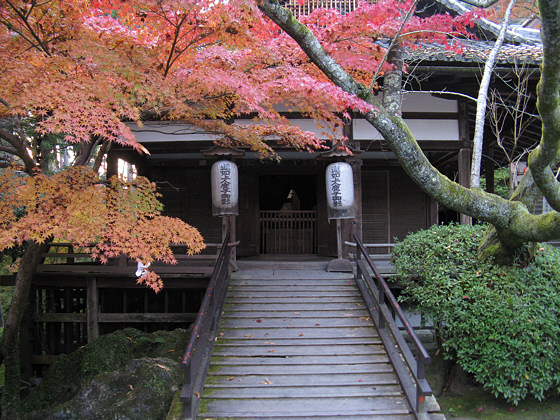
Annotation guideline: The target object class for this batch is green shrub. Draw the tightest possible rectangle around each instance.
[392,223,560,404]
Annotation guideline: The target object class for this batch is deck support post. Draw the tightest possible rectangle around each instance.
[86,276,99,343]
[327,219,353,272]
[458,148,472,225]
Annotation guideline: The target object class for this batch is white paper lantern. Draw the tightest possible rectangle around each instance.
[326,162,355,219]
[211,160,238,216]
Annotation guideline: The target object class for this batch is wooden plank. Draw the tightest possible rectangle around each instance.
[36,264,213,276]
[212,344,385,357]
[208,363,394,376]
[222,310,370,318]
[205,372,398,387]
[216,327,377,339]
[216,337,380,346]
[227,290,361,297]
[30,277,209,288]
[231,272,353,280]
[229,284,356,290]
[33,313,87,322]
[98,313,197,322]
[197,411,413,419]
[199,415,414,420]
[225,296,364,304]
[209,354,390,366]
[199,396,410,415]
[219,317,373,328]
[223,303,366,311]
[202,384,404,399]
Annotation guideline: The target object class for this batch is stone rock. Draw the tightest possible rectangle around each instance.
[22,328,190,417]
[26,357,183,420]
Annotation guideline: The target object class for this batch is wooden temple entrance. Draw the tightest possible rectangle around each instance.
[257,174,320,255]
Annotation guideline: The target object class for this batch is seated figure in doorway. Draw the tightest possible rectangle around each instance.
[280,189,301,211]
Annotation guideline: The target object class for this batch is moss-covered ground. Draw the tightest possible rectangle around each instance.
[427,352,560,419]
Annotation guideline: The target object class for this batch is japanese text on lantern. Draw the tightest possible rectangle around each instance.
[219,163,232,205]
[330,165,342,207]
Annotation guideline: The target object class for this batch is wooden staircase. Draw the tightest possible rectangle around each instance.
[195,261,443,419]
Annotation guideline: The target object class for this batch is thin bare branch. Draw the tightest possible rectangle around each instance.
[470,0,516,189]
[404,89,477,102]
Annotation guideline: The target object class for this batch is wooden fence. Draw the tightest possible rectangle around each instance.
[259,211,317,254]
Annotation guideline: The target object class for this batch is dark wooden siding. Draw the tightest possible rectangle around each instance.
[389,167,428,241]
[362,167,429,246]
[362,170,390,244]
[151,166,222,246]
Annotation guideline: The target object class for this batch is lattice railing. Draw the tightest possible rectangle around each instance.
[283,0,363,16]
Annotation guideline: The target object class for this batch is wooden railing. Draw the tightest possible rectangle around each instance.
[32,241,239,277]
[259,210,317,254]
[353,233,432,417]
[180,234,232,419]
[284,0,362,16]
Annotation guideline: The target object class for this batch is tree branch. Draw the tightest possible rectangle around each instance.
[527,0,560,210]
[93,140,110,173]
[470,0,516,189]
[0,145,18,154]
[0,128,37,173]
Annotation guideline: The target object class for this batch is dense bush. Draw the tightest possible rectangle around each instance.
[392,223,560,404]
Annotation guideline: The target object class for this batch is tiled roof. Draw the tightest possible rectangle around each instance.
[406,40,543,65]
[435,0,541,45]
[281,0,543,65]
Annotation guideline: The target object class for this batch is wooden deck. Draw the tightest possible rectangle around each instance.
[196,263,441,419]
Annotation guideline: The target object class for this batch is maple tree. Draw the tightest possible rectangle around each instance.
[0,0,499,416]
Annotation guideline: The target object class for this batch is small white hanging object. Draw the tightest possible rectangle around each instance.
[135,260,151,277]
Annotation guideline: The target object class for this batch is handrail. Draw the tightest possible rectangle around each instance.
[352,233,432,418]
[180,234,232,419]
[344,240,395,249]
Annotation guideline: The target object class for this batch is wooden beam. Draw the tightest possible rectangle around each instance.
[98,313,197,322]
[87,277,99,343]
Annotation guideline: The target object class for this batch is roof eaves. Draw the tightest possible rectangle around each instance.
[436,0,541,45]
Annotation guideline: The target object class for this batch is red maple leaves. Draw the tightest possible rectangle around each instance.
[1,0,477,156]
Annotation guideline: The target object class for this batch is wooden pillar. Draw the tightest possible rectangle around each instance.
[87,277,99,343]
[458,148,472,225]
[429,197,439,226]
[342,117,362,258]
[229,215,236,263]
[485,149,495,194]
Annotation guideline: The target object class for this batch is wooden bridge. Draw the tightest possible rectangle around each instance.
[182,238,444,419]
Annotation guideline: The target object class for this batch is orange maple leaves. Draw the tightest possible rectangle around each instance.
[0,166,205,292]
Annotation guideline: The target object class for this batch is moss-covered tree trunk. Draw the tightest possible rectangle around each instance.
[1,241,48,419]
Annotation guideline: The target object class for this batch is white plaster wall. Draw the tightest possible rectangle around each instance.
[353,119,460,141]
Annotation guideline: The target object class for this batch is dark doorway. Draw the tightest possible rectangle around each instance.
[258,174,318,254]
[259,174,317,211]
